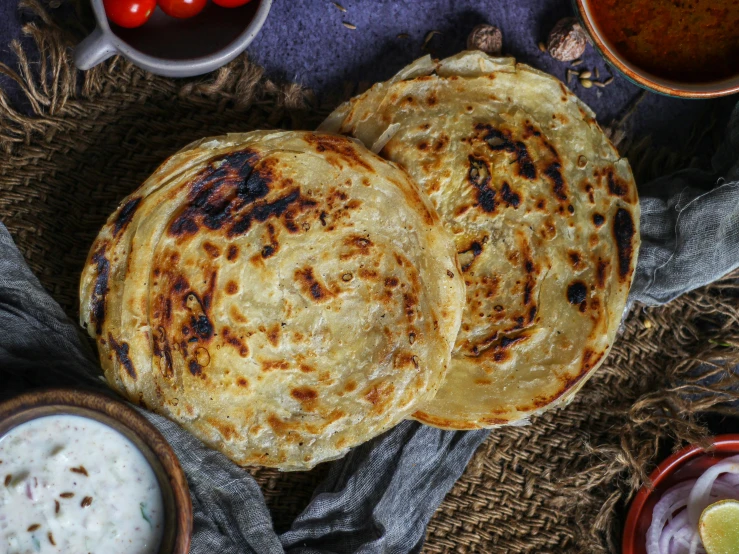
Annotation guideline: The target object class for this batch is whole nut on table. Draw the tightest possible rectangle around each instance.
[546,17,587,62]
[467,24,503,56]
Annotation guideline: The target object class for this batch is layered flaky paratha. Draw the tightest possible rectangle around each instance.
[80,130,465,469]
[321,52,640,429]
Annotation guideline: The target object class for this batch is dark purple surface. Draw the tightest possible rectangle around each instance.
[0,0,736,148]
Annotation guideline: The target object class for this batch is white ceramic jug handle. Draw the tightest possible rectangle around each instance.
[74,27,116,70]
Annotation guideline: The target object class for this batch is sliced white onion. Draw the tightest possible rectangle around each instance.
[708,481,737,500]
[668,525,701,554]
[688,533,701,554]
[717,472,739,487]
[645,455,739,554]
[687,454,739,527]
[647,481,696,554]
[675,530,696,553]
[660,509,688,553]
[670,527,698,554]
[666,498,689,523]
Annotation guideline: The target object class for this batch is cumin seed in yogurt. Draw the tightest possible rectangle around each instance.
[0,414,164,554]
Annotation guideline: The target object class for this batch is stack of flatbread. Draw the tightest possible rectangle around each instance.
[80,52,640,470]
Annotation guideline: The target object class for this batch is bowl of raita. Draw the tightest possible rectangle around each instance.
[0,389,191,554]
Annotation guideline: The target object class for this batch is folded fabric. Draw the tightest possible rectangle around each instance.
[1,102,737,554]
[631,103,739,305]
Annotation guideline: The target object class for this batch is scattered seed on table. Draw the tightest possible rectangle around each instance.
[566,69,579,83]
[604,77,614,85]
[59,492,74,498]
[70,466,88,476]
[594,81,606,88]
[571,59,583,66]
[3,474,10,486]
[27,524,41,532]
[579,70,592,79]
[48,533,56,546]
[332,1,346,12]
[580,78,593,88]
[397,33,409,39]
[342,22,356,29]
[54,500,60,514]
[538,41,546,52]
[81,496,93,508]
[423,30,442,50]
[594,67,600,79]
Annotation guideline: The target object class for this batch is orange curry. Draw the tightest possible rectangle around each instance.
[590,0,739,82]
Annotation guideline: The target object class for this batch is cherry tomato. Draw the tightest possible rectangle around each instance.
[104,0,155,28]
[157,0,207,18]
[212,0,253,8]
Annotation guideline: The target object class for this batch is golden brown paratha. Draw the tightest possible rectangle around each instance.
[79,130,465,469]
[321,52,640,430]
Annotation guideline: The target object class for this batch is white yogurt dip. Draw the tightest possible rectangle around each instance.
[0,414,164,554]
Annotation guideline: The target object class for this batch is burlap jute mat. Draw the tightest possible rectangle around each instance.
[1,2,738,552]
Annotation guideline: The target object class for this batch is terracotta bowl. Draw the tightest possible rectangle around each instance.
[622,434,739,554]
[574,0,739,98]
[0,388,192,554]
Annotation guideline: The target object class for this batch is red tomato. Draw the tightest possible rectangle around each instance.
[104,0,155,28]
[212,0,252,7]
[157,0,207,18]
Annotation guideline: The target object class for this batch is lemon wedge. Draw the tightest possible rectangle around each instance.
[699,499,739,554]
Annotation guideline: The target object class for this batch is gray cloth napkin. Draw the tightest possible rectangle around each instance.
[1,102,738,554]
[631,103,739,306]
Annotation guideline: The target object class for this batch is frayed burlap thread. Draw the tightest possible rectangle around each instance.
[1,3,738,552]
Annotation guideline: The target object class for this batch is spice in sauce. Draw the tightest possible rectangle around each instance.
[0,414,164,554]
[590,0,739,82]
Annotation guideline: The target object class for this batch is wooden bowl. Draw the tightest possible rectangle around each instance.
[0,388,192,554]
[574,0,739,98]
[622,435,739,554]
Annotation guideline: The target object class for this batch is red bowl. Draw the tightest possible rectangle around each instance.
[623,435,739,554]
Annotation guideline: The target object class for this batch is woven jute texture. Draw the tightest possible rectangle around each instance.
[1,3,738,552]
